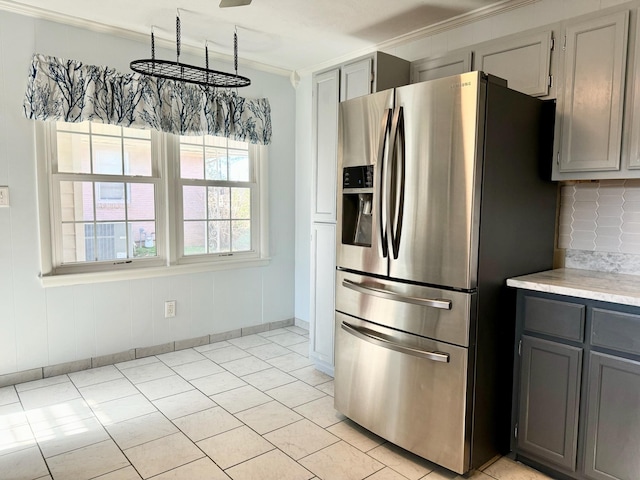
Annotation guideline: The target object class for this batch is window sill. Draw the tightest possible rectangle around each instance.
[39,257,271,288]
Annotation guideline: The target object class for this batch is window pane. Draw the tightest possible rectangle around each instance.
[130,221,156,258]
[184,221,206,255]
[60,181,94,222]
[96,183,126,220]
[124,138,152,176]
[208,220,230,253]
[56,121,89,133]
[232,220,251,251]
[208,187,230,220]
[205,135,227,147]
[91,123,122,136]
[180,144,204,180]
[57,132,91,173]
[61,222,88,263]
[93,136,123,174]
[231,188,250,219]
[129,183,155,220]
[228,150,249,181]
[93,222,128,261]
[205,147,228,180]
[183,186,206,220]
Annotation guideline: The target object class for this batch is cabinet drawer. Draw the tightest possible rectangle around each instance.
[524,296,585,341]
[591,308,640,356]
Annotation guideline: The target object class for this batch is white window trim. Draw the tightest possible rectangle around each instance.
[35,122,270,287]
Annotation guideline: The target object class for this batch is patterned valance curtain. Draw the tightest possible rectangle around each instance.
[23,53,272,145]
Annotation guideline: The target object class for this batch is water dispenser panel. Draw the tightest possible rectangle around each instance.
[343,165,374,189]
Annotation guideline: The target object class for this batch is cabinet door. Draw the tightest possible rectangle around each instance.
[340,57,373,101]
[410,51,472,83]
[309,223,336,372]
[474,30,553,97]
[558,11,628,173]
[518,336,582,471]
[312,69,339,222]
[626,8,640,170]
[584,352,640,480]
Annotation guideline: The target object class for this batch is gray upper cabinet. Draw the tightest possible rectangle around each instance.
[625,8,640,171]
[340,57,373,101]
[555,10,629,177]
[473,29,554,97]
[410,50,472,83]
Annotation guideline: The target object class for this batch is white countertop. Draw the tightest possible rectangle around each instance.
[506,268,640,307]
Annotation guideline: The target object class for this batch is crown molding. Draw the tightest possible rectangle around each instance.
[0,0,292,77]
[298,0,540,75]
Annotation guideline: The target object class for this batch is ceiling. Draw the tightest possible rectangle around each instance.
[0,0,530,73]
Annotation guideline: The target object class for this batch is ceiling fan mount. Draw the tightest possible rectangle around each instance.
[219,0,252,7]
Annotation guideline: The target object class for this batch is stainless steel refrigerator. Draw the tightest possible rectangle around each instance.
[334,71,557,474]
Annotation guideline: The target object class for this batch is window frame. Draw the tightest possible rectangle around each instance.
[35,121,269,286]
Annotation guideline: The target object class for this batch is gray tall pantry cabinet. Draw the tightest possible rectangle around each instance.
[309,52,409,374]
[512,290,640,480]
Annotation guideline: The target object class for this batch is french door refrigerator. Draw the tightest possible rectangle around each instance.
[334,71,557,474]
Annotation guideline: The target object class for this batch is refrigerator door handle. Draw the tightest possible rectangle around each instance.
[341,321,450,363]
[342,279,453,310]
[377,108,393,259]
[390,106,405,259]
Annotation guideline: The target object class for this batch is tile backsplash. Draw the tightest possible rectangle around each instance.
[559,179,640,275]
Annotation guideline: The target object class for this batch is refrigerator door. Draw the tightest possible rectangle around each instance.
[336,88,394,277]
[389,72,485,290]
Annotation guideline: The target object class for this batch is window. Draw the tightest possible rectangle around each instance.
[38,121,267,281]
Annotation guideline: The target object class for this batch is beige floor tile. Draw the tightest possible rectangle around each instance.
[190,371,247,396]
[69,365,124,388]
[287,342,310,357]
[420,467,459,479]
[194,340,232,353]
[258,327,291,338]
[152,457,230,479]
[0,445,49,479]
[300,441,384,480]
[0,403,28,430]
[173,406,242,441]
[202,345,251,364]
[367,443,436,480]
[124,432,204,478]
[367,467,411,480]
[269,332,308,347]
[317,380,334,396]
[197,425,274,469]
[152,389,217,419]
[26,398,95,431]
[482,456,554,479]
[266,381,325,408]
[235,400,303,434]
[228,334,272,349]
[326,420,385,452]
[91,393,156,425]
[18,380,80,410]
[15,375,68,392]
[115,357,158,370]
[135,374,193,400]
[294,395,345,427]
[245,343,292,360]
[266,352,314,372]
[79,378,138,405]
[119,362,174,384]
[106,411,178,450]
[264,419,340,460]
[242,367,296,391]
[0,386,18,406]
[47,439,130,480]
[221,355,272,376]
[225,449,313,480]
[0,423,36,455]
[35,414,110,458]
[290,365,333,386]
[156,349,206,367]
[286,326,309,336]
[170,359,224,380]
[93,465,142,479]
[210,385,271,413]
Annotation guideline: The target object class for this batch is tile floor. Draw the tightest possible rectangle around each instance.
[0,325,552,480]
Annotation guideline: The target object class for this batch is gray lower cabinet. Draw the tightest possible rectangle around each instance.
[513,290,640,480]
[518,336,581,471]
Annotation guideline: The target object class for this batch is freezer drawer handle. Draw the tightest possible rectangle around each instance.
[342,279,452,310]
[341,322,450,363]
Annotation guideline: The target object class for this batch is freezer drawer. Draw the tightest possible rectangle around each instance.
[336,270,474,346]
[334,312,472,474]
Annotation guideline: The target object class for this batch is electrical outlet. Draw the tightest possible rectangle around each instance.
[164,300,176,318]
[0,186,9,207]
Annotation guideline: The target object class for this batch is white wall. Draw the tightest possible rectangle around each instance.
[0,11,296,375]
[292,0,634,322]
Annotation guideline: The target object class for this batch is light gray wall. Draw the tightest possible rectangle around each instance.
[0,11,296,375]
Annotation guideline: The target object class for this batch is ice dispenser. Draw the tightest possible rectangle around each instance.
[341,165,373,246]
